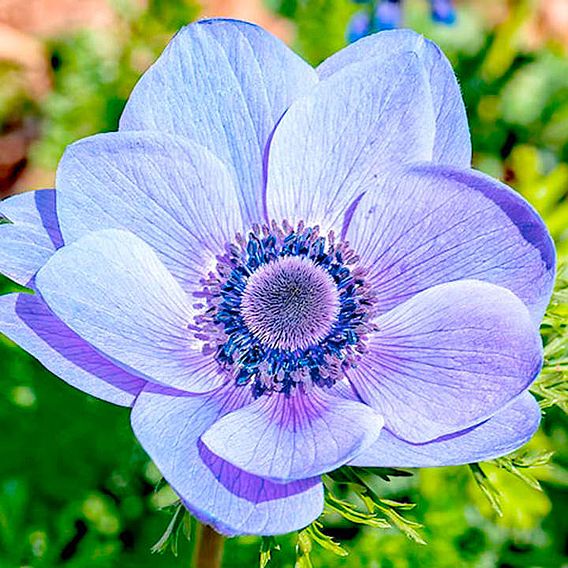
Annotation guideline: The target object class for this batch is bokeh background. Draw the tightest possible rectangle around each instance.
[0,0,567,566]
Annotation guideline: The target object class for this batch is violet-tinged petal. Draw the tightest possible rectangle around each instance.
[0,190,62,286]
[266,52,434,233]
[349,392,540,467]
[36,229,221,394]
[0,292,145,406]
[131,384,324,536]
[201,387,384,482]
[55,131,242,296]
[119,18,318,227]
[0,189,147,406]
[346,164,555,326]
[348,280,542,443]
[318,29,471,167]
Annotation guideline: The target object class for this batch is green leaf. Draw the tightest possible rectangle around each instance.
[491,450,553,492]
[260,536,280,568]
[469,464,503,517]
[533,264,568,414]
[331,466,413,483]
[303,522,348,557]
[323,467,425,544]
[295,528,314,568]
[150,502,186,556]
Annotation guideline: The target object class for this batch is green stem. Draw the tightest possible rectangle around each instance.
[194,523,225,568]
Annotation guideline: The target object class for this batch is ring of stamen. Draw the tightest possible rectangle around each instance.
[192,221,376,397]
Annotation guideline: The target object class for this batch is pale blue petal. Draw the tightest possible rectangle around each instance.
[120,18,318,227]
[265,52,435,233]
[55,131,243,296]
[350,392,540,467]
[0,292,145,406]
[318,29,471,167]
[201,388,383,481]
[36,229,222,394]
[346,164,555,326]
[0,190,146,406]
[0,190,62,286]
[347,280,542,443]
[131,383,324,536]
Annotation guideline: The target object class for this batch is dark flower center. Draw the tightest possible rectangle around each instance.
[192,221,375,397]
[241,256,340,351]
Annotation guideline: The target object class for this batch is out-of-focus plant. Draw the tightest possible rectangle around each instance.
[30,0,200,170]
[0,64,30,129]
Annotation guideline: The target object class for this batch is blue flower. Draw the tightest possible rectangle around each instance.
[348,0,456,42]
[0,20,555,536]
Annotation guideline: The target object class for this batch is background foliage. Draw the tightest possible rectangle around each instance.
[0,0,567,566]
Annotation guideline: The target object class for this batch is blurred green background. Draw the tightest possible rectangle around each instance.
[1,0,567,566]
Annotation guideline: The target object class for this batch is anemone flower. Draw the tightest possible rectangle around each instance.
[0,19,555,536]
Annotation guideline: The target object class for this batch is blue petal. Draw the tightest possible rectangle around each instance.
[201,387,383,482]
[346,11,372,43]
[36,229,223,394]
[119,19,318,228]
[346,164,556,326]
[55,131,243,296]
[431,0,456,24]
[131,383,324,536]
[374,0,402,31]
[0,292,145,406]
[0,190,62,286]
[347,280,543,443]
[0,190,146,407]
[350,392,540,467]
[318,29,471,168]
[266,52,435,233]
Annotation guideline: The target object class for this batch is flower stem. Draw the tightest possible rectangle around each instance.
[194,523,225,568]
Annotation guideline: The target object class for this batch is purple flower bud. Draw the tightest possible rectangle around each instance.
[431,0,456,24]
[375,0,402,31]
[347,10,372,43]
